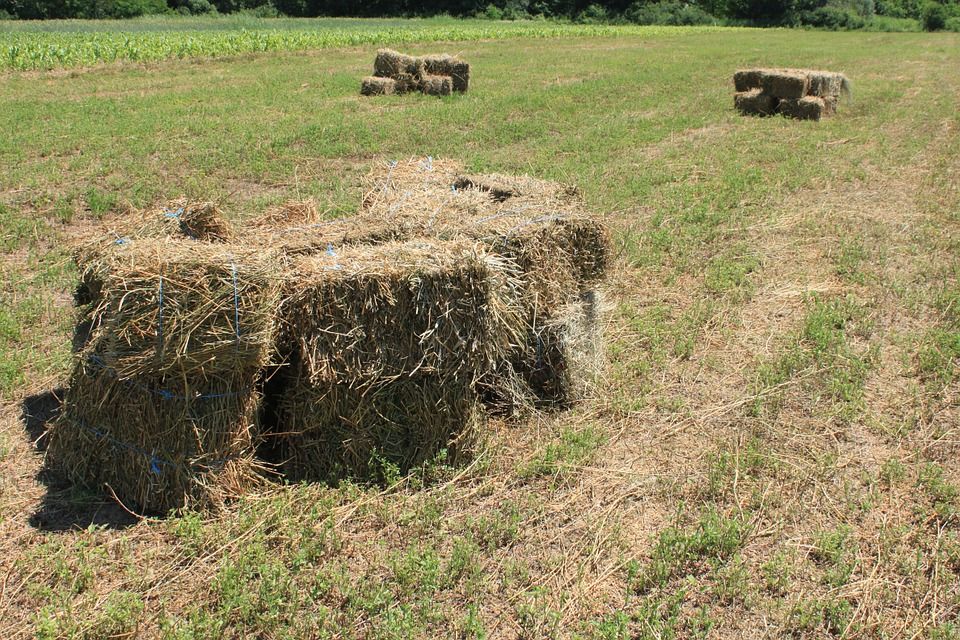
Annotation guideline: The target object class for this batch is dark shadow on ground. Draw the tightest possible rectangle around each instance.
[21,388,140,532]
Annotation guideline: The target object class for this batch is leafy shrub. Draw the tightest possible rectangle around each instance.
[624,0,718,25]
[947,15,960,29]
[576,2,610,22]
[801,5,867,27]
[922,1,948,29]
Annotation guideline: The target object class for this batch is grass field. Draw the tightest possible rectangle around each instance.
[2,23,960,639]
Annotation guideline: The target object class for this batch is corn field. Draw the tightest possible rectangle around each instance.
[0,20,731,71]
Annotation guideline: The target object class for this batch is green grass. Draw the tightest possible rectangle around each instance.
[2,22,960,639]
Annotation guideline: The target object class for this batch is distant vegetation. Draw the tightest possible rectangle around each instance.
[1,0,959,31]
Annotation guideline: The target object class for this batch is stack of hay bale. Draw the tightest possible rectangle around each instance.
[360,49,470,97]
[734,68,850,120]
[47,160,608,510]
[49,204,281,512]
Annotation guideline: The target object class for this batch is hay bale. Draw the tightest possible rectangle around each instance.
[808,71,843,98]
[420,74,453,96]
[393,73,421,94]
[734,89,777,116]
[360,76,396,96]
[275,371,482,482]
[48,240,281,511]
[423,54,470,93]
[373,48,422,78]
[733,69,763,92]
[270,239,521,481]
[778,96,827,121]
[760,70,810,99]
[46,358,266,512]
[277,240,522,385]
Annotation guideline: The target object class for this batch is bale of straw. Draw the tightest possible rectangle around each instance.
[274,371,483,483]
[373,49,423,78]
[46,357,266,512]
[760,70,810,99]
[360,76,396,96]
[423,54,470,93]
[733,69,763,92]
[393,73,422,94]
[420,74,453,96]
[85,240,281,380]
[48,240,281,511]
[778,96,827,121]
[277,240,522,386]
[734,89,777,116]
[808,71,843,98]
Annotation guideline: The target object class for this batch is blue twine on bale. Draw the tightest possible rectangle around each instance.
[84,354,246,401]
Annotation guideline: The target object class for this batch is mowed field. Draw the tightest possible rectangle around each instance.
[1,24,960,639]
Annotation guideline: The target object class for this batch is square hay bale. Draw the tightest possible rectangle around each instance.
[277,240,522,386]
[48,240,281,511]
[46,356,266,512]
[392,73,421,94]
[422,54,470,93]
[733,69,764,92]
[274,371,483,483]
[734,89,777,116]
[778,96,827,121]
[760,70,810,99]
[808,71,844,98]
[360,76,396,96]
[85,240,281,380]
[420,74,453,96]
[373,48,423,78]
[453,173,581,204]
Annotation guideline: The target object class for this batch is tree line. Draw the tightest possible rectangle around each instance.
[1,0,958,33]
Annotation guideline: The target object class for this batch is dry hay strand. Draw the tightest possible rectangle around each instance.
[420,74,453,96]
[48,240,282,512]
[734,89,778,117]
[373,48,424,79]
[733,69,764,92]
[755,69,809,99]
[360,76,396,96]
[276,239,523,385]
[275,371,483,483]
[778,96,828,121]
[422,53,470,93]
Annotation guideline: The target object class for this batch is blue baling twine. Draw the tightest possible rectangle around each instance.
[163,207,184,219]
[74,419,172,475]
[73,419,239,475]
